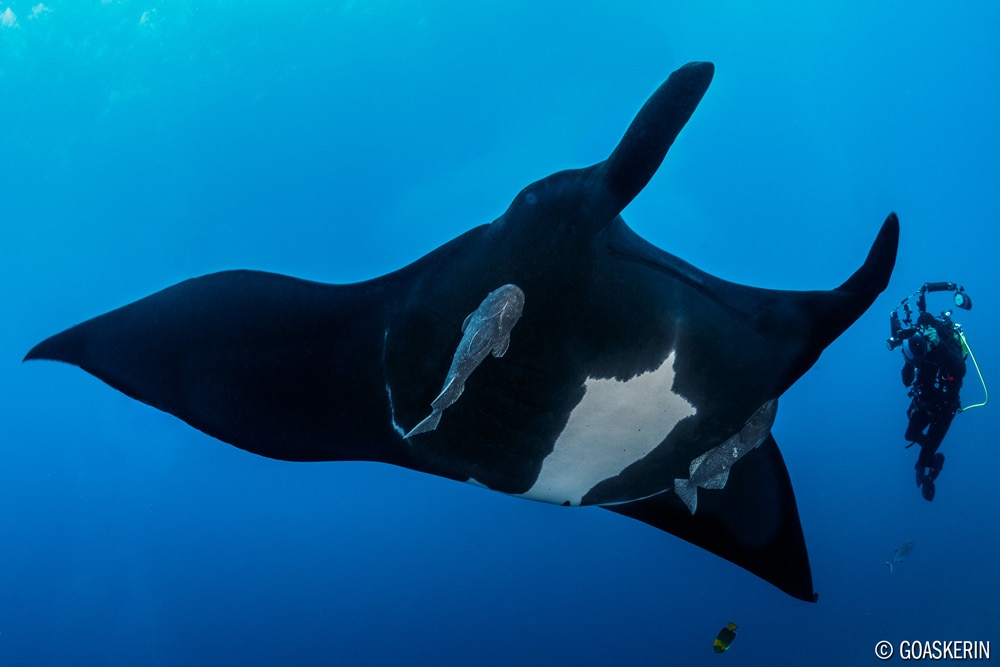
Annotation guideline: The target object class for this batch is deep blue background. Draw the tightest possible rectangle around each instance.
[3,2,998,665]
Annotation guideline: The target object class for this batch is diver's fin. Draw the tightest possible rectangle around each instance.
[605,434,817,602]
[884,561,893,574]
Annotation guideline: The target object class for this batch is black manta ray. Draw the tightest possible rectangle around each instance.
[25,62,898,602]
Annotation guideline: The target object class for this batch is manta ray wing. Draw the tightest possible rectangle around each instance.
[606,435,817,602]
[24,269,412,464]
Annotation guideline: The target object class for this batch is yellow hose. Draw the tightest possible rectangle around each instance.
[959,331,989,411]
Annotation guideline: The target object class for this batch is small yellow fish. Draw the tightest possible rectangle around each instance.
[713,622,738,653]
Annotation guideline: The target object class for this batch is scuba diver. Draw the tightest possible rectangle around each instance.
[886,282,984,502]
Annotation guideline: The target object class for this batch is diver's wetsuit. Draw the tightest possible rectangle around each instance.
[901,313,966,501]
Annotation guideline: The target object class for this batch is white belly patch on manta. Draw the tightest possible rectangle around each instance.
[520,350,696,506]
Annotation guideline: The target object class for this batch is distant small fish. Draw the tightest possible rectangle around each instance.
[884,540,915,573]
[713,622,738,653]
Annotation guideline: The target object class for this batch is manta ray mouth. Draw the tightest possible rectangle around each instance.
[602,222,757,328]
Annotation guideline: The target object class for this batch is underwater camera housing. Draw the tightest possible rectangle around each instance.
[886,282,972,351]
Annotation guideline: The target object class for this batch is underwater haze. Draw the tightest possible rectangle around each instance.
[3,1,999,665]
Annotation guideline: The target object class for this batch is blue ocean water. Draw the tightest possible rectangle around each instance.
[3,1,998,664]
